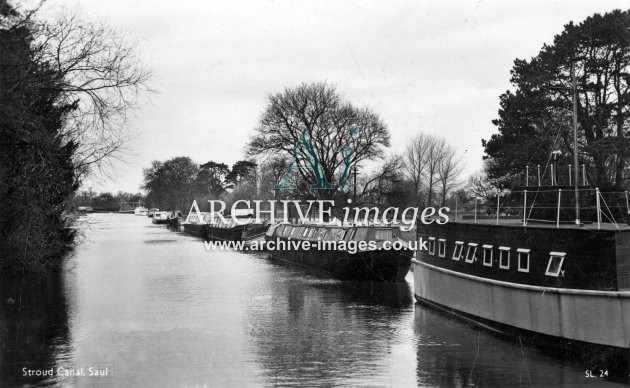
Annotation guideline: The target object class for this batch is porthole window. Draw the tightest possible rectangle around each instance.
[482,244,493,267]
[517,248,530,273]
[545,252,566,277]
[428,237,436,255]
[499,246,511,269]
[438,239,446,258]
[465,243,478,263]
[453,241,464,261]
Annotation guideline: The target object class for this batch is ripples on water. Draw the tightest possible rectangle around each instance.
[0,214,626,387]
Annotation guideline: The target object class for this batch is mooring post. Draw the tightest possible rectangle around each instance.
[568,164,572,185]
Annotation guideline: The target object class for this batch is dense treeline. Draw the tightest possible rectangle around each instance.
[142,157,259,212]
[141,134,464,215]
[0,9,78,272]
[0,2,149,273]
[483,9,630,190]
[70,191,145,212]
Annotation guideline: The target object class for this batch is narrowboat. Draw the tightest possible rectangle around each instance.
[152,211,171,224]
[181,201,212,238]
[167,210,185,228]
[266,223,413,282]
[207,210,269,242]
[147,208,159,218]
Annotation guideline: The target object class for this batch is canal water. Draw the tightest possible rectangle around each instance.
[0,214,626,387]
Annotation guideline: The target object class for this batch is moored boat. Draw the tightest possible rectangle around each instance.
[167,210,185,228]
[413,162,630,355]
[133,206,148,216]
[207,210,269,242]
[147,208,159,218]
[265,223,413,282]
[414,69,630,357]
[413,213,630,350]
[180,201,211,238]
[152,211,170,224]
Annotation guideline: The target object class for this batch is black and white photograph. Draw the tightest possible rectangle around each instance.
[1,0,629,386]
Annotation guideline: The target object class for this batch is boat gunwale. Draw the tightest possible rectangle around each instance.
[412,259,630,297]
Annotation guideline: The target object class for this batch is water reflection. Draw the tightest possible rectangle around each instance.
[246,266,415,387]
[413,305,628,387]
[0,272,70,386]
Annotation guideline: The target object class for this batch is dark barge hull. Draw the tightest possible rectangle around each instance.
[207,225,247,241]
[267,240,412,282]
[167,218,183,228]
[414,220,630,349]
[182,223,207,238]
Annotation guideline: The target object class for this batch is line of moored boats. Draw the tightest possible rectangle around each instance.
[133,188,630,371]
[136,202,414,283]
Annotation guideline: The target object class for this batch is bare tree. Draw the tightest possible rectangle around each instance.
[402,133,464,207]
[466,170,499,202]
[246,82,390,198]
[403,133,447,207]
[437,144,462,205]
[358,155,403,205]
[424,137,448,207]
[26,8,151,179]
[403,134,429,206]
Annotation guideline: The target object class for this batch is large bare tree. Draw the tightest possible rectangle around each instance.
[246,82,390,198]
[16,6,151,178]
[403,133,462,207]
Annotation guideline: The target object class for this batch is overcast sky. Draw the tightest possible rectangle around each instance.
[49,0,628,193]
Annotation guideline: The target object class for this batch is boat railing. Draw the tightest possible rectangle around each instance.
[453,188,630,230]
[524,163,589,187]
